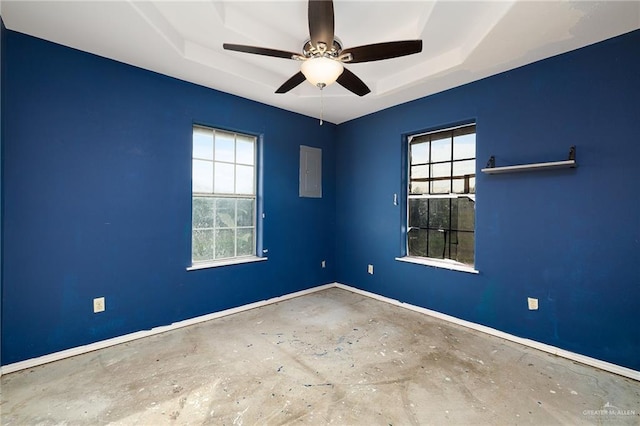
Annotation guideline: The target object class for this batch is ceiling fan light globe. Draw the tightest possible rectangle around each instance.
[301,57,344,87]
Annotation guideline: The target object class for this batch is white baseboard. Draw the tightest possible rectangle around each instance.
[0,283,335,376]
[2,282,638,382]
[334,283,640,382]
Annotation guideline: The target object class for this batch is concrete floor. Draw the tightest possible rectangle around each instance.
[1,287,639,425]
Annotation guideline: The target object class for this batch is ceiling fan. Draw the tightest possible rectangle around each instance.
[223,0,423,97]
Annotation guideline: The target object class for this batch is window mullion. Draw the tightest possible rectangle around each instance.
[234,199,238,257]
[212,199,217,260]
[448,198,453,259]
[428,134,433,195]
[448,132,454,259]
[212,130,217,194]
[449,133,454,194]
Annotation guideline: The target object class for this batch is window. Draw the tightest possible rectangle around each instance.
[191,125,257,266]
[405,123,476,269]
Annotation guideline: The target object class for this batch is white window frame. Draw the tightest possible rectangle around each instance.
[397,123,478,274]
[188,125,264,270]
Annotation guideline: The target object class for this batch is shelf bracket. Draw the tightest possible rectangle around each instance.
[485,156,495,169]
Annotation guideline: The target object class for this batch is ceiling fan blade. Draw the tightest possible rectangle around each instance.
[223,43,299,60]
[336,68,371,97]
[276,72,307,94]
[341,40,423,63]
[308,0,334,49]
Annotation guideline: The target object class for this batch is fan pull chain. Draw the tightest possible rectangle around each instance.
[317,82,326,125]
[320,86,324,125]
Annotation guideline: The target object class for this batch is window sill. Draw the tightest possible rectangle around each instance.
[187,256,267,271]
[395,256,479,274]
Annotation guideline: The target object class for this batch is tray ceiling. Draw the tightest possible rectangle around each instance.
[2,1,638,124]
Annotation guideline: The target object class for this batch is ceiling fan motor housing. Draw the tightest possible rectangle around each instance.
[303,39,343,59]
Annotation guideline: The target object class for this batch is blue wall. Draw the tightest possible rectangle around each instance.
[335,30,640,370]
[0,16,5,368]
[1,31,337,365]
[2,27,639,371]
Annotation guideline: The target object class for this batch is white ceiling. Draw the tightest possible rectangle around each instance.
[1,1,639,124]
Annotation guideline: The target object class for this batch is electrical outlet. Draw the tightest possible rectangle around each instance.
[368,264,374,274]
[527,297,538,310]
[321,260,326,268]
[93,297,105,313]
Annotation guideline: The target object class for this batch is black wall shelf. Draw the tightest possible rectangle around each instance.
[481,146,577,174]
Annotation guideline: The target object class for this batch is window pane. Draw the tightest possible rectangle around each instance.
[192,197,214,228]
[451,179,466,194]
[235,165,254,194]
[237,199,254,227]
[427,229,446,259]
[410,181,428,194]
[449,231,458,261]
[408,228,427,257]
[236,136,255,165]
[452,159,475,177]
[215,131,235,162]
[408,198,428,228]
[453,133,476,160]
[452,160,475,194]
[215,198,235,228]
[431,162,451,179]
[430,136,451,163]
[428,198,450,229]
[411,142,428,164]
[468,177,475,193]
[453,197,475,232]
[215,229,235,259]
[193,127,214,160]
[411,165,428,179]
[192,229,213,262]
[453,177,476,194]
[214,162,234,193]
[454,231,474,265]
[430,179,450,194]
[237,228,254,256]
[193,160,213,193]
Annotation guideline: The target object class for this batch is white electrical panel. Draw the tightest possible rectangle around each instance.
[299,145,322,198]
